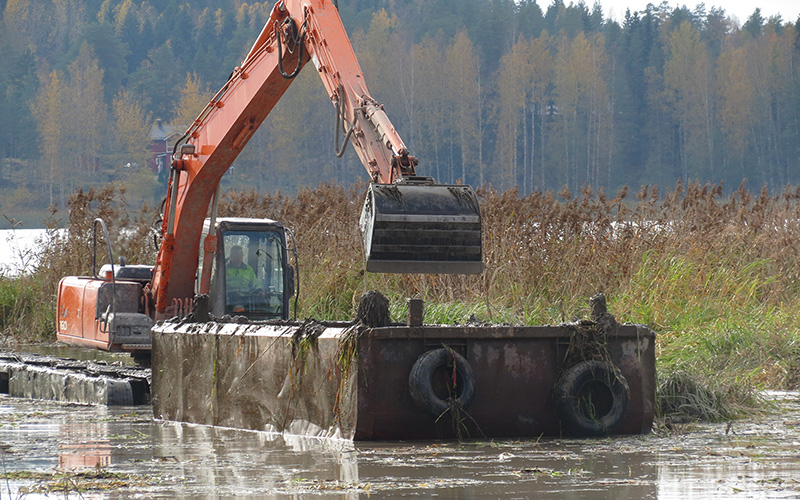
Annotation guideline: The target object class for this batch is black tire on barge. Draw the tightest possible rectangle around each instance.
[408,348,475,417]
[555,359,630,436]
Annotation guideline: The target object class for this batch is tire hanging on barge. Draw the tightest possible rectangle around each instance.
[554,359,630,436]
[408,348,475,417]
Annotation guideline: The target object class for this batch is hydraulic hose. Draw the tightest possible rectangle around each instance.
[276,16,305,79]
[334,85,355,157]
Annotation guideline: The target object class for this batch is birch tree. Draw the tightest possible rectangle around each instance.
[716,44,753,180]
[172,73,211,129]
[66,42,107,179]
[664,21,714,181]
[31,70,66,206]
[444,31,481,186]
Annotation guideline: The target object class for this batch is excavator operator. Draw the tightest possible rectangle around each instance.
[226,245,264,311]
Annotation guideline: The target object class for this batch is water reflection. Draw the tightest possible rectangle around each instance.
[58,418,112,470]
[152,422,361,497]
[151,420,661,498]
[1,393,799,498]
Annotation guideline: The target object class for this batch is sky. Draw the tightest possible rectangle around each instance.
[598,0,800,25]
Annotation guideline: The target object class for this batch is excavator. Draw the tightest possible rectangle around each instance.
[42,1,655,441]
[55,0,483,352]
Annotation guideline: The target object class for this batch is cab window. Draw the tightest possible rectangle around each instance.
[221,230,284,317]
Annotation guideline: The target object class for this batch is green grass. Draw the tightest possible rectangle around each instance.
[0,275,54,341]
[612,249,800,415]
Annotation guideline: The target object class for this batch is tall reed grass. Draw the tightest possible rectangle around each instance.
[219,180,800,415]
[1,185,157,342]
[3,180,799,417]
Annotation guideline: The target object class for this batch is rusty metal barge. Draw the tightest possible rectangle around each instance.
[152,295,655,440]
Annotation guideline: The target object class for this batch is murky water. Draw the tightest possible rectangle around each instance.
[1,393,799,499]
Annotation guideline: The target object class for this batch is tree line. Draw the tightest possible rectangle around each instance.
[1,0,799,218]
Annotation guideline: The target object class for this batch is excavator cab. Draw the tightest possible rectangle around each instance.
[200,218,295,319]
[360,179,483,274]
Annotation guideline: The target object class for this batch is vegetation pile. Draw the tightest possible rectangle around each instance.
[2,468,173,494]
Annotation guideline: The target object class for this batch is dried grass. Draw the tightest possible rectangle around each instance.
[5,179,800,412]
[216,181,800,325]
[2,185,157,341]
[219,180,800,411]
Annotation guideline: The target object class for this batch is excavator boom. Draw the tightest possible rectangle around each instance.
[152,0,483,316]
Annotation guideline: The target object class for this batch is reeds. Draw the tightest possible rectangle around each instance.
[1,185,157,341]
[5,180,800,415]
[217,181,800,325]
[219,180,800,414]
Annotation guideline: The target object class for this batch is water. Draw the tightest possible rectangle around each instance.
[1,227,798,497]
[1,393,798,499]
[0,228,53,277]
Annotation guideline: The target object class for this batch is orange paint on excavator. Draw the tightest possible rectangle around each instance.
[56,0,483,351]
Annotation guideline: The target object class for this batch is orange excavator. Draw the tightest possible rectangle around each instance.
[56,0,483,352]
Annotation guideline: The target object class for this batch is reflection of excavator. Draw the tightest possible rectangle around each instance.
[56,0,482,352]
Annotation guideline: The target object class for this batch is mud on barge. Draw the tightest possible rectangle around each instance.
[152,294,655,440]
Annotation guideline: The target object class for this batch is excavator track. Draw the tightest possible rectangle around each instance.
[0,349,151,406]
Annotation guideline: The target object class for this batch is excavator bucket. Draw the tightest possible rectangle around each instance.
[360,181,483,274]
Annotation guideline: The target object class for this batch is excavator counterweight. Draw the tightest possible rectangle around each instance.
[361,181,483,274]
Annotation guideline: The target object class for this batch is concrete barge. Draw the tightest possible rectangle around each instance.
[152,298,655,440]
[0,351,151,406]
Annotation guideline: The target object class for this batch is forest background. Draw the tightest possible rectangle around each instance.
[1,0,799,226]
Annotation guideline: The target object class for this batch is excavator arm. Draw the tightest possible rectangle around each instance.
[243,0,415,183]
[150,0,482,317]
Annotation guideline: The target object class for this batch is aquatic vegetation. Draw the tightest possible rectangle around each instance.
[5,180,800,417]
[3,468,177,494]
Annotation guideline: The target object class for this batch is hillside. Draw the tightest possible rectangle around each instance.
[1,0,799,225]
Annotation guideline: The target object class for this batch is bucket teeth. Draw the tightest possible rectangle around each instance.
[360,182,483,274]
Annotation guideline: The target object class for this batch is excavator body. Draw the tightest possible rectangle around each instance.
[56,267,153,353]
[55,217,296,352]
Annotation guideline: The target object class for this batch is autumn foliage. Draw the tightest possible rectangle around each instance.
[2,1,800,225]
